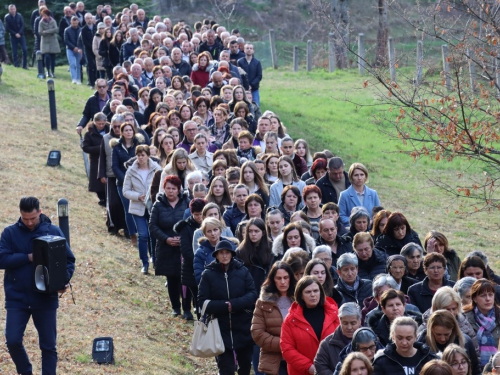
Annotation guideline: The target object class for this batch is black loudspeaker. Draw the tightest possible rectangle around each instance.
[32,235,67,294]
[92,337,114,364]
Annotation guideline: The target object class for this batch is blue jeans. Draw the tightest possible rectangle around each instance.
[66,48,81,81]
[132,213,150,267]
[252,90,260,107]
[10,34,27,68]
[116,185,137,236]
[5,308,57,375]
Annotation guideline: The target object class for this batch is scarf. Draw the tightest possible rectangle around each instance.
[338,276,360,298]
[237,147,255,161]
[475,306,498,366]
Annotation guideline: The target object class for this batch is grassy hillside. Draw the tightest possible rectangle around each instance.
[0,63,498,373]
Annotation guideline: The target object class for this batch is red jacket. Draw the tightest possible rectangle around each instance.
[190,62,212,88]
[280,298,340,375]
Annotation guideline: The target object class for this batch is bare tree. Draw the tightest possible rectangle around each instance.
[210,0,237,29]
[331,0,349,68]
[311,0,500,212]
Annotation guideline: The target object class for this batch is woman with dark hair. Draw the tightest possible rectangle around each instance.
[424,231,461,282]
[143,88,163,123]
[269,156,306,208]
[265,154,280,184]
[240,161,270,207]
[109,30,124,68]
[209,105,231,148]
[251,261,296,375]
[149,175,191,317]
[166,109,182,129]
[189,51,198,67]
[171,76,186,93]
[280,276,340,375]
[408,253,455,313]
[304,258,338,303]
[277,185,302,225]
[272,222,316,260]
[375,212,422,257]
[39,8,60,78]
[458,256,500,306]
[233,101,257,134]
[190,51,213,87]
[82,112,109,206]
[284,249,310,281]
[205,176,232,214]
[174,198,206,320]
[229,84,256,116]
[179,104,194,123]
[401,242,426,281]
[442,344,472,375]
[198,239,258,375]
[193,96,212,126]
[420,361,454,375]
[157,133,175,167]
[305,158,328,185]
[302,185,323,240]
[370,210,391,243]
[123,145,162,274]
[98,27,113,79]
[463,279,500,367]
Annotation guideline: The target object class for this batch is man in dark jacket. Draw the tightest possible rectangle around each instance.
[316,218,351,266]
[0,196,76,375]
[223,184,249,233]
[229,40,244,65]
[353,233,388,281]
[237,43,262,106]
[335,253,373,307]
[76,78,111,132]
[198,29,224,61]
[64,16,83,84]
[317,157,351,204]
[58,6,73,40]
[120,27,140,63]
[171,47,191,77]
[176,120,197,152]
[80,12,97,87]
[4,4,27,69]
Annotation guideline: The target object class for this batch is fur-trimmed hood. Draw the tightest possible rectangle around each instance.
[191,61,215,72]
[109,133,145,148]
[197,236,240,247]
[271,232,316,257]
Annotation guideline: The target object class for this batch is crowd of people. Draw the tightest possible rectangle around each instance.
[3,2,500,375]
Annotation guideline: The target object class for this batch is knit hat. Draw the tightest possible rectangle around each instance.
[212,239,236,258]
[385,254,408,274]
[349,206,370,228]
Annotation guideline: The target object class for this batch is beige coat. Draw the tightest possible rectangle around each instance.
[93,34,104,71]
[123,159,162,216]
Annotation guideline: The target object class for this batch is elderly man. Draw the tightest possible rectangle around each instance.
[80,12,96,86]
[334,253,373,306]
[171,47,191,77]
[316,157,351,205]
[76,78,111,133]
[120,27,140,63]
[198,29,223,60]
[130,63,148,88]
[177,121,198,152]
[134,9,148,29]
[207,71,226,96]
[238,43,262,106]
[353,232,387,281]
[189,133,213,174]
[4,4,28,69]
[58,6,73,39]
[316,219,351,265]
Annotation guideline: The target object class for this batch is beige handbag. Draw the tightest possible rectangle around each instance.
[189,300,225,357]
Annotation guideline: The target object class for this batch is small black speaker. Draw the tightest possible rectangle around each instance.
[92,337,114,364]
[32,235,67,294]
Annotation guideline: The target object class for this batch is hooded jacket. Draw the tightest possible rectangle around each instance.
[122,158,161,216]
[407,276,455,313]
[0,214,76,310]
[271,232,316,259]
[280,298,340,375]
[357,248,387,281]
[190,61,215,88]
[372,342,438,375]
[367,309,423,346]
[198,258,258,350]
[174,216,200,289]
[251,290,293,374]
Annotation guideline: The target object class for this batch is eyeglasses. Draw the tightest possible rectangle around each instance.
[427,266,444,271]
[358,345,377,353]
[451,360,468,369]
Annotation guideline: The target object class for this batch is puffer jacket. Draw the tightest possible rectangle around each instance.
[122,159,161,216]
[280,298,340,375]
[416,328,481,375]
[110,134,145,186]
[193,236,236,285]
[149,192,190,277]
[120,37,140,63]
[367,309,422,346]
[335,278,373,306]
[407,276,455,313]
[174,216,200,289]
[190,61,214,88]
[222,203,245,234]
[312,326,351,375]
[198,258,258,350]
[372,342,438,375]
[271,232,316,260]
[251,290,293,375]
[357,248,387,281]
[417,308,479,355]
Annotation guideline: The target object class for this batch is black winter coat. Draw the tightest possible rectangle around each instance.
[108,42,122,67]
[335,278,372,307]
[367,309,423,346]
[316,235,352,266]
[407,276,455,313]
[174,216,200,288]
[316,171,350,205]
[198,258,258,350]
[149,193,190,277]
[173,60,192,77]
[82,122,109,193]
[375,230,422,257]
[373,342,438,375]
[237,56,262,91]
[416,329,481,375]
[222,203,245,234]
[78,91,111,127]
[400,275,419,294]
[357,248,387,281]
[120,39,140,63]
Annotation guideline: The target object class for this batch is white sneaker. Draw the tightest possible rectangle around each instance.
[76,81,81,85]
[72,80,76,84]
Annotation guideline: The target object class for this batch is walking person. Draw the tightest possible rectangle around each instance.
[4,4,27,69]
[0,197,76,375]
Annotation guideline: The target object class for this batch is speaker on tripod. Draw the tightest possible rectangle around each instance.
[32,235,67,294]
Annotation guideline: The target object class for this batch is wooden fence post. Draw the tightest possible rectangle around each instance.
[269,29,278,69]
[388,37,396,82]
[416,40,423,85]
[328,32,335,73]
[441,44,452,91]
[293,46,299,72]
[307,40,312,72]
[358,33,365,75]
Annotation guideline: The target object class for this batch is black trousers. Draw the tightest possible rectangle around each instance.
[216,345,253,375]
[166,276,191,312]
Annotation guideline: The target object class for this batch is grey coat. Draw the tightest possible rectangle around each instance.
[39,18,60,54]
